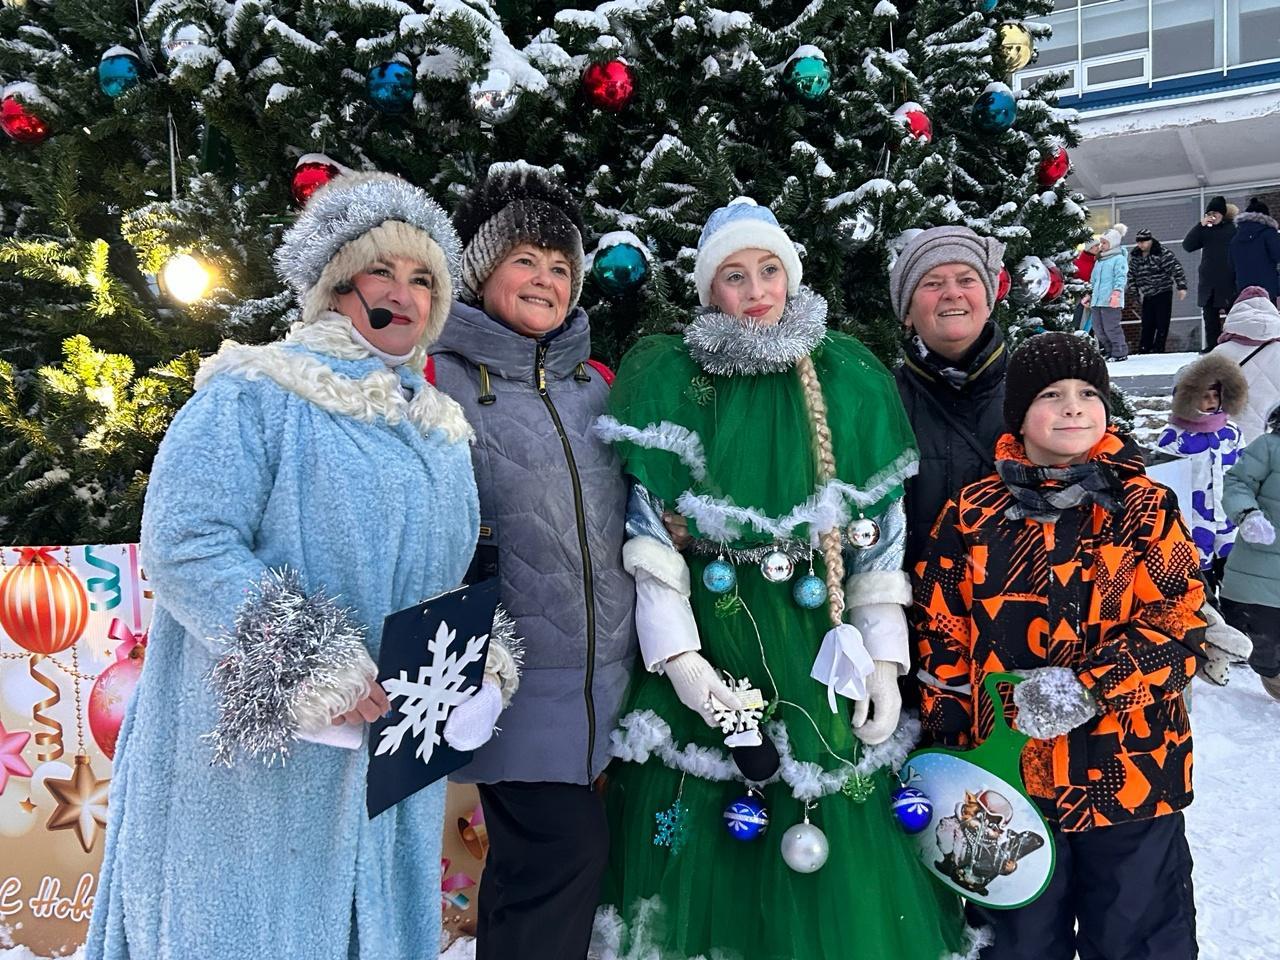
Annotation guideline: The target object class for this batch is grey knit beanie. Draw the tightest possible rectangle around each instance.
[888,226,1006,322]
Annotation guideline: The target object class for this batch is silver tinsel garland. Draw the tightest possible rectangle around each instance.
[682,286,829,377]
[204,567,369,767]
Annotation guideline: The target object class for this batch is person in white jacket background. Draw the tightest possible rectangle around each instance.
[1209,285,1280,443]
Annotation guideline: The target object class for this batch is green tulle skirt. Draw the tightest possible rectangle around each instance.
[599,555,975,960]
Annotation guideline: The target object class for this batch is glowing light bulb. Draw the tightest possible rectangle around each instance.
[161,253,211,303]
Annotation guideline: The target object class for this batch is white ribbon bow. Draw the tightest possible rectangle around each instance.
[810,623,874,712]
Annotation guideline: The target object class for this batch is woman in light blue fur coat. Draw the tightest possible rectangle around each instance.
[88,173,509,960]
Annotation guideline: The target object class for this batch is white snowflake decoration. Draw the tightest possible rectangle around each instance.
[375,620,488,764]
[709,675,765,737]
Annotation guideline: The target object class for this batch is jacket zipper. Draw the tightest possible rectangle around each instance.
[535,342,598,782]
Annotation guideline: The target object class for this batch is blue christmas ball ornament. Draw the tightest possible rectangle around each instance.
[792,573,828,609]
[99,46,142,99]
[367,60,414,114]
[723,792,769,841]
[979,0,998,11]
[702,559,736,595]
[972,86,1017,134]
[891,786,934,834]
[592,236,650,296]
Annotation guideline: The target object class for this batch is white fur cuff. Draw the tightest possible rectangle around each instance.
[845,569,912,609]
[623,536,691,596]
[484,606,523,707]
[292,650,378,734]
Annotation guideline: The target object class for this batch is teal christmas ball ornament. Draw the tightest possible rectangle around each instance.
[702,559,736,595]
[783,45,831,101]
[979,0,998,11]
[972,84,1016,133]
[792,574,827,609]
[99,46,142,98]
[592,232,650,296]
[891,786,933,834]
[367,59,414,114]
[724,791,769,841]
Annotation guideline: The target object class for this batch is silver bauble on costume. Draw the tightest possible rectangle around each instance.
[760,550,795,583]
[469,67,519,124]
[847,517,881,548]
[780,821,830,873]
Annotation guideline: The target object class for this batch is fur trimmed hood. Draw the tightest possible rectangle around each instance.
[1172,352,1249,419]
[1234,210,1280,233]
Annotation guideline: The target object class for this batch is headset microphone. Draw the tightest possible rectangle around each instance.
[334,281,394,330]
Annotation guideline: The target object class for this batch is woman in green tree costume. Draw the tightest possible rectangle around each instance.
[594,198,981,959]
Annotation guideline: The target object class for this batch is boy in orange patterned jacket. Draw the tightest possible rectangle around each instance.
[914,332,1206,960]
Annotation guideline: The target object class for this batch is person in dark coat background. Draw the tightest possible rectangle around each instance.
[1183,195,1238,350]
[1128,228,1188,354]
[1229,197,1280,303]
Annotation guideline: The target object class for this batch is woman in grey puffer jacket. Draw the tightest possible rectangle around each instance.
[429,162,636,960]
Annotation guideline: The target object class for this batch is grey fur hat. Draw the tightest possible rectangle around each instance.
[1172,353,1249,420]
[888,226,1006,322]
[274,171,462,344]
[452,161,585,309]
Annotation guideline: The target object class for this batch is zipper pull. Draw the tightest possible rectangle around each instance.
[536,344,547,394]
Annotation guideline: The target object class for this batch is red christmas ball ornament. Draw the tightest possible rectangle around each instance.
[292,154,341,206]
[893,102,932,143]
[88,623,147,760]
[1043,261,1065,301]
[1,95,50,144]
[996,266,1011,302]
[1036,147,1070,187]
[582,60,635,111]
[0,547,88,656]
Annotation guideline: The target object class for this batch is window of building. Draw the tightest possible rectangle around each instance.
[1152,0,1223,79]
[1229,0,1280,67]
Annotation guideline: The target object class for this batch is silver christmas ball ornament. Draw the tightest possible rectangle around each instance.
[760,550,795,583]
[840,210,876,249]
[1012,255,1051,304]
[847,517,881,548]
[161,21,209,62]
[780,820,830,873]
[469,67,519,123]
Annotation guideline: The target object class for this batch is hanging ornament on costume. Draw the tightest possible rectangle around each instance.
[999,23,1035,73]
[1,90,51,144]
[367,57,414,114]
[847,516,881,548]
[654,793,689,854]
[160,21,209,62]
[0,547,88,656]
[996,265,1011,301]
[760,550,795,583]
[1011,256,1051,304]
[291,153,342,206]
[793,570,827,610]
[98,46,142,98]
[782,45,832,102]
[582,59,636,111]
[1036,147,1070,187]
[44,754,110,853]
[723,789,769,841]
[469,67,519,124]
[1043,261,1065,301]
[88,622,148,761]
[891,785,934,834]
[893,101,933,143]
[972,83,1017,133]
[781,804,830,873]
[702,556,737,595]
[838,210,876,249]
[592,232,651,296]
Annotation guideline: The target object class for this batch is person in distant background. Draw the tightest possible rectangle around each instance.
[1229,197,1280,304]
[1183,195,1238,350]
[1082,223,1129,361]
[1128,228,1188,354]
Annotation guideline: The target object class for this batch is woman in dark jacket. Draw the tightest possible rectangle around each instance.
[1229,197,1280,302]
[1184,195,1238,348]
[429,163,637,960]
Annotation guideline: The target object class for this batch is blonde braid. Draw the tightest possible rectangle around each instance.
[794,354,845,628]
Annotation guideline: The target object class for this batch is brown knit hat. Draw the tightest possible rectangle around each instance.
[1003,332,1111,431]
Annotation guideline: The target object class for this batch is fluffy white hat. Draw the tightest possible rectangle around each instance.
[693,197,802,307]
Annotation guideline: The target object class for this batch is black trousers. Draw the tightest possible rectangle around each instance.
[971,811,1197,960]
[474,781,609,960]
[1221,597,1280,678]
[1138,290,1173,354]
[1202,303,1224,350]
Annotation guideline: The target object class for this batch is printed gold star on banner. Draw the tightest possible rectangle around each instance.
[19,796,36,813]
[45,754,110,853]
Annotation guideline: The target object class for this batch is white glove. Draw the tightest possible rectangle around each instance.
[664,651,742,727]
[1239,510,1276,545]
[442,680,504,751]
[851,660,901,746]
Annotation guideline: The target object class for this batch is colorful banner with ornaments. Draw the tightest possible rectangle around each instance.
[0,544,486,955]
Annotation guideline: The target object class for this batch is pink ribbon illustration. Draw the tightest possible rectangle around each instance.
[441,858,476,911]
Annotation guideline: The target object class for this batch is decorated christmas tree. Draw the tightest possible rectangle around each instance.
[0,0,1085,544]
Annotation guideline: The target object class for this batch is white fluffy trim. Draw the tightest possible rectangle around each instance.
[676,449,919,543]
[622,536,691,595]
[484,605,523,708]
[292,650,377,733]
[196,326,473,444]
[595,416,708,483]
[846,569,912,608]
[608,708,923,801]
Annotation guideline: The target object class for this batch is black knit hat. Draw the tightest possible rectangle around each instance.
[452,161,586,307]
[1247,197,1271,216]
[1206,195,1228,216]
[1003,332,1111,432]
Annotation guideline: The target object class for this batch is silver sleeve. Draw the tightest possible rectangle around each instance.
[845,497,907,576]
[625,481,677,549]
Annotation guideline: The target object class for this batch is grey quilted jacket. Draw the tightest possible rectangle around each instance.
[431,301,637,784]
